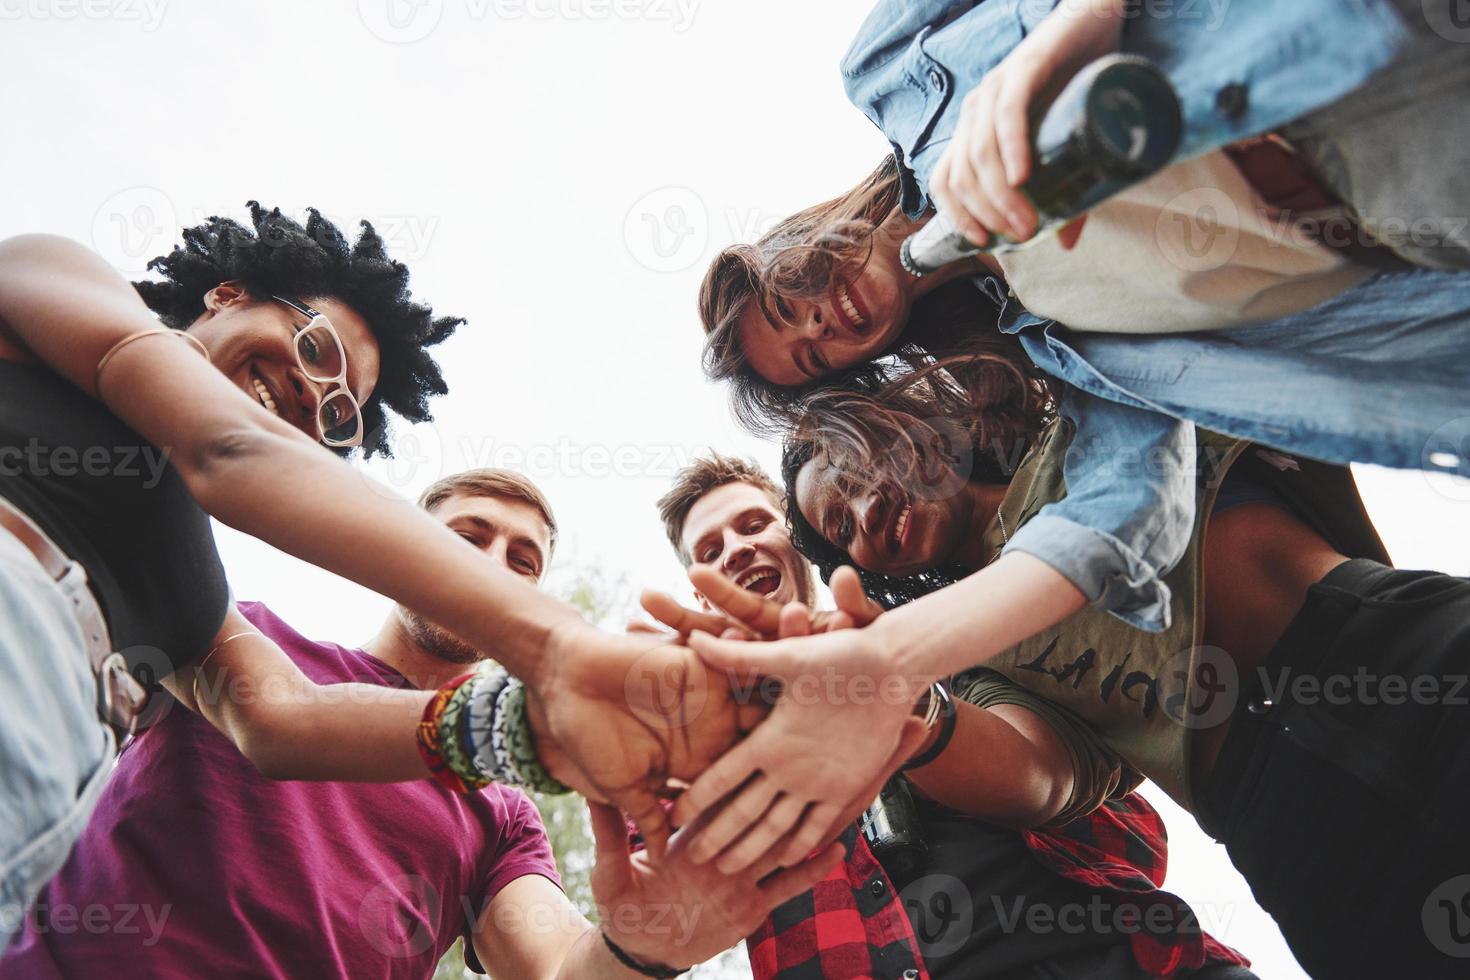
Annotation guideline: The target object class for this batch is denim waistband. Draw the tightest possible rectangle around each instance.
[0,524,49,578]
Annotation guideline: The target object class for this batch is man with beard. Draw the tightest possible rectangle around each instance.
[2,468,838,979]
[653,454,1252,979]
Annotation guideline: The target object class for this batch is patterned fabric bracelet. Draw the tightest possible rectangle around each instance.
[492,679,572,795]
[437,672,490,792]
[417,672,486,793]
[463,664,513,780]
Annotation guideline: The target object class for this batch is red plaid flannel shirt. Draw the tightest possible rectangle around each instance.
[745,793,1249,980]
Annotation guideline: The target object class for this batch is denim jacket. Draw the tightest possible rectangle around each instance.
[842,0,1442,631]
[843,0,1412,218]
[971,265,1198,632]
[989,266,1470,632]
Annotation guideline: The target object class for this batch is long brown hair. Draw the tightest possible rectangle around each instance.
[698,158,1035,442]
[699,158,903,436]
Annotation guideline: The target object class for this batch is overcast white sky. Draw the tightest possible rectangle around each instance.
[5,2,1469,976]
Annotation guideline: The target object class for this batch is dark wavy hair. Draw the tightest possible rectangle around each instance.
[134,202,461,457]
[778,345,1055,610]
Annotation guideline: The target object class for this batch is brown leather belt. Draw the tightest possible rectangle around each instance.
[0,495,147,737]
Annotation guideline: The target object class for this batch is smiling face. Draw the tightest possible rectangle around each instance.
[735,208,934,388]
[736,257,912,388]
[400,491,553,663]
[680,480,815,607]
[188,282,382,446]
[794,451,973,580]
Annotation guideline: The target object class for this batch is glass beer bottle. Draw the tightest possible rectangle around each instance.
[900,54,1183,276]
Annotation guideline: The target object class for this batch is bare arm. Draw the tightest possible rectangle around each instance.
[163,609,432,782]
[0,234,580,688]
[903,701,1074,828]
[470,874,606,980]
[682,552,1083,694]
[472,802,842,979]
[876,551,1086,684]
[0,235,736,850]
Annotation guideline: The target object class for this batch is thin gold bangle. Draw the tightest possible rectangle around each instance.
[192,630,262,709]
[95,328,211,394]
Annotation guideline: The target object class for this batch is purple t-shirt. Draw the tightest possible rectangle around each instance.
[2,602,561,978]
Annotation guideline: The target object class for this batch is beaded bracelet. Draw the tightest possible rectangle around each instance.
[437,671,490,789]
[461,666,513,783]
[418,671,491,792]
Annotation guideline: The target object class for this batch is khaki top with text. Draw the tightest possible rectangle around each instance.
[957,419,1387,823]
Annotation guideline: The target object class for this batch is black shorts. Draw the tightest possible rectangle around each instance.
[1198,560,1470,978]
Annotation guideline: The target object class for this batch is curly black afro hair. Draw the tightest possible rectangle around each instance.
[134,201,461,457]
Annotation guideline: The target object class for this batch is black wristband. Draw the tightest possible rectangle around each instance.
[903,682,957,771]
[601,931,683,979]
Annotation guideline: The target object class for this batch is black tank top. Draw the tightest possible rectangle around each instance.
[0,360,230,680]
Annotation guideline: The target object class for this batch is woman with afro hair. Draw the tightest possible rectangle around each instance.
[0,206,749,943]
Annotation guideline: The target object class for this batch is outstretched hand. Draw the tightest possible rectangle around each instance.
[639,564,884,641]
[587,800,842,970]
[928,0,1126,249]
[671,580,929,875]
[525,623,759,859]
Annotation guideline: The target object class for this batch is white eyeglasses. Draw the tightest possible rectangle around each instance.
[271,296,364,449]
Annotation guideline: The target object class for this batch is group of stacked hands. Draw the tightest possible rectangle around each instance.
[4,0,1470,978]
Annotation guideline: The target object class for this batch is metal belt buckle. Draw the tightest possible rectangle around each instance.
[96,651,148,738]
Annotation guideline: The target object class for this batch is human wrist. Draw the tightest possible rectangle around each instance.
[868,608,940,698]
[1046,0,1130,57]
[464,583,588,695]
[523,681,554,753]
[599,927,684,978]
[534,616,599,699]
[908,711,943,760]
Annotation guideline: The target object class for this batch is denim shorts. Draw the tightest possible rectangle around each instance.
[0,532,113,954]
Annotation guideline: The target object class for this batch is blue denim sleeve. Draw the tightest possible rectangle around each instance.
[842,0,1407,209]
[841,0,1055,219]
[1001,387,1195,633]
